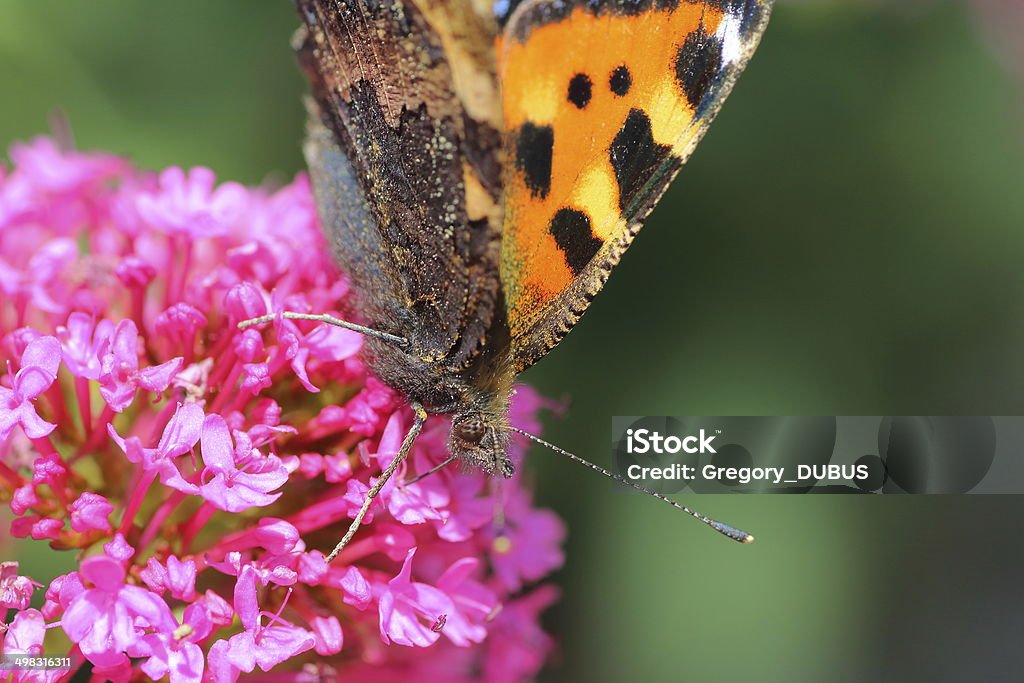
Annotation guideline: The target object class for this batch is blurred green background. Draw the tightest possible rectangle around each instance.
[3,1,1024,681]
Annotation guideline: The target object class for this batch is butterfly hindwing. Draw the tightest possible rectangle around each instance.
[499,0,773,372]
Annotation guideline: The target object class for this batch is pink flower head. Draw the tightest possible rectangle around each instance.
[9,136,124,197]
[130,602,210,683]
[109,402,203,494]
[98,319,182,411]
[57,312,114,380]
[135,166,248,237]
[1,608,67,683]
[155,303,208,354]
[68,491,114,533]
[378,549,448,648]
[0,335,61,440]
[310,614,344,656]
[0,561,39,610]
[199,413,290,512]
[2,607,45,653]
[378,549,496,649]
[1,139,564,682]
[62,555,176,668]
[491,488,567,592]
[483,586,561,683]
[208,565,315,678]
[140,556,198,601]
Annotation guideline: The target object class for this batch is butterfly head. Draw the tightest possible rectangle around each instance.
[449,411,513,478]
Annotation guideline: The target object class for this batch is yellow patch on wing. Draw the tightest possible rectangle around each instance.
[571,166,625,242]
[500,2,727,338]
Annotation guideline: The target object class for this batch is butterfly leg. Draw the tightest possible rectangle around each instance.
[238,311,408,347]
[325,401,428,563]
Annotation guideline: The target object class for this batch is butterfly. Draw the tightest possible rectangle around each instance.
[244,0,774,558]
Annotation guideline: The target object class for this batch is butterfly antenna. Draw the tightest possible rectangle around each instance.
[403,455,457,486]
[508,427,754,544]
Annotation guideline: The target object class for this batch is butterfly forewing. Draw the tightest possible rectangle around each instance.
[499,0,774,372]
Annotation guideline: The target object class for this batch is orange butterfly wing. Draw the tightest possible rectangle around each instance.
[499,0,773,371]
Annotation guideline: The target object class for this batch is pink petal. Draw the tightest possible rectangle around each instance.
[340,567,372,610]
[436,558,481,592]
[99,381,137,413]
[80,555,125,592]
[158,402,204,457]
[232,566,259,631]
[389,548,417,591]
[17,404,57,439]
[378,592,438,648]
[139,558,168,594]
[305,324,362,362]
[202,590,235,627]
[200,414,236,470]
[29,517,63,540]
[252,625,315,671]
[165,556,198,601]
[103,534,136,562]
[182,601,213,641]
[225,631,257,674]
[119,585,175,633]
[252,519,299,554]
[68,492,114,533]
[108,319,140,370]
[20,336,61,377]
[14,365,57,401]
[169,640,205,683]
[207,639,241,682]
[5,608,46,653]
[223,282,266,322]
[310,615,344,656]
[137,356,183,392]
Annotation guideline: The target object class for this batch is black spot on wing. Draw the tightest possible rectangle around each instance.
[568,73,593,109]
[513,122,554,199]
[674,24,725,110]
[609,66,632,96]
[549,208,603,276]
[608,109,673,214]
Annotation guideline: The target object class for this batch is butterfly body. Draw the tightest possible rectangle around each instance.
[301,91,517,476]
[293,0,772,479]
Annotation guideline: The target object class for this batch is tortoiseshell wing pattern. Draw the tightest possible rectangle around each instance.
[499,0,773,372]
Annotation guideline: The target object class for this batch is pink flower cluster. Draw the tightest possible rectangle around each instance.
[0,138,565,682]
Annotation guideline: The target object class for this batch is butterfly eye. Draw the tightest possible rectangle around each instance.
[455,417,486,444]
